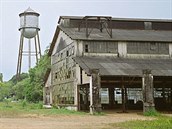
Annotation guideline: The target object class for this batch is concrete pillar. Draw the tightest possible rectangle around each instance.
[109,87,114,109]
[121,77,127,112]
[89,69,101,114]
[50,86,53,105]
[142,69,155,113]
[89,76,93,114]
[43,87,46,105]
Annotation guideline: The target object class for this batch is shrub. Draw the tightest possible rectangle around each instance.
[21,100,27,108]
[144,108,160,116]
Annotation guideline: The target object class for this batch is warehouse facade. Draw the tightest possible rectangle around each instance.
[44,16,172,113]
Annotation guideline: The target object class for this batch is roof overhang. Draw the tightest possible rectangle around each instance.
[73,56,172,77]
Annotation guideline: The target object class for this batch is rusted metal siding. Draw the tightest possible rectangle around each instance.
[111,21,144,30]
[152,22,172,30]
[127,42,169,55]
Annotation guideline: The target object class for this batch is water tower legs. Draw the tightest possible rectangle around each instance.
[16,32,41,80]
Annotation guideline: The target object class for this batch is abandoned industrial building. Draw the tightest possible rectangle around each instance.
[43,16,172,114]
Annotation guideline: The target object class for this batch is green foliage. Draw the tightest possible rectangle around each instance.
[10,73,29,85]
[0,73,3,82]
[0,48,50,103]
[0,81,14,101]
[13,78,30,100]
[26,53,51,102]
[144,108,160,116]
[3,99,11,108]
[21,100,27,108]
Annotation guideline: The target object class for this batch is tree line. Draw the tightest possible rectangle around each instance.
[0,49,50,102]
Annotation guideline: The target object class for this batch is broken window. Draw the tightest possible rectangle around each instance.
[85,44,89,52]
[150,43,156,50]
[60,52,63,59]
[66,50,69,57]
[55,72,58,79]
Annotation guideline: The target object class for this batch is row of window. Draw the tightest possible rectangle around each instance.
[127,42,169,54]
[84,42,169,55]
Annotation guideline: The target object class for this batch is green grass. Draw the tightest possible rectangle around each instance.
[0,101,86,117]
[105,116,172,129]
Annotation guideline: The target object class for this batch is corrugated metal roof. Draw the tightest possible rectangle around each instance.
[58,16,172,23]
[60,26,172,42]
[73,57,172,77]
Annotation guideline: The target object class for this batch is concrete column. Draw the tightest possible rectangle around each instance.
[121,77,127,112]
[50,86,53,104]
[75,64,81,109]
[89,69,101,114]
[43,87,46,105]
[89,76,93,114]
[109,87,114,109]
[142,69,155,113]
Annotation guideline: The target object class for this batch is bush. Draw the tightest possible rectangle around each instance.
[3,98,12,108]
[144,108,160,116]
[21,100,27,108]
[37,101,43,109]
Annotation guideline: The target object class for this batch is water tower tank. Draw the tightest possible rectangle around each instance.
[19,7,40,39]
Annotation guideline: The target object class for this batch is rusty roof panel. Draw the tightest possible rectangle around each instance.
[73,57,172,77]
[60,26,172,42]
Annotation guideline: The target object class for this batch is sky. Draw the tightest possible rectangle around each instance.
[0,0,172,81]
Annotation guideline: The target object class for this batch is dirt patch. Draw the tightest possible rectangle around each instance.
[0,112,153,129]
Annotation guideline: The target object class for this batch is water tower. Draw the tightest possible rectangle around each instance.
[16,7,41,80]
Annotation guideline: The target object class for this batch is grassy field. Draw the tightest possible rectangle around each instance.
[105,114,172,129]
[0,101,172,129]
[109,116,172,129]
[0,101,86,117]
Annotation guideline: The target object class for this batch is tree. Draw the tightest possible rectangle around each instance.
[0,81,13,101]
[27,54,50,102]
[0,73,3,82]
[1,48,50,103]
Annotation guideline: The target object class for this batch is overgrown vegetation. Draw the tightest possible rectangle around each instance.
[0,48,50,103]
[143,108,160,116]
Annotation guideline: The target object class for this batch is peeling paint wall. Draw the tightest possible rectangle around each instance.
[51,30,76,105]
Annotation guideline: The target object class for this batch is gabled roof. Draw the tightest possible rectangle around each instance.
[48,26,60,56]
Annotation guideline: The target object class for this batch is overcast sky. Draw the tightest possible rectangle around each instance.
[0,0,172,81]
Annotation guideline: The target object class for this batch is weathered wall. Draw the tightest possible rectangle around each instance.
[51,30,76,105]
[43,73,52,104]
